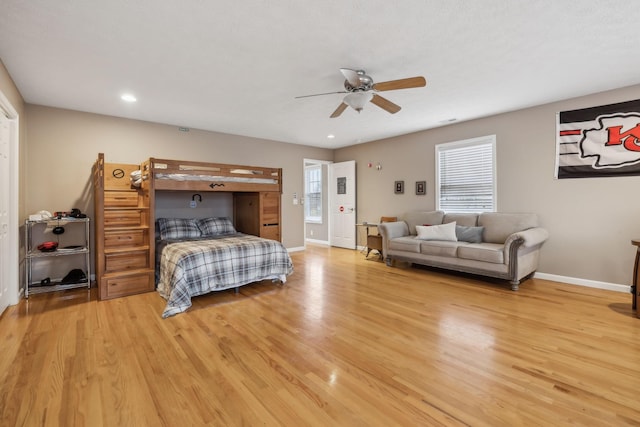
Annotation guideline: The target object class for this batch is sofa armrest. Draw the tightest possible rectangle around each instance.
[505,227,549,249]
[379,221,409,259]
[379,221,409,240]
[503,227,549,268]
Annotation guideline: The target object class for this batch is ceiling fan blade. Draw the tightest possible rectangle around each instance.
[295,91,347,99]
[330,102,348,118]
[370,94,401,114]
[373,76,426,92]
[340,68,361,87]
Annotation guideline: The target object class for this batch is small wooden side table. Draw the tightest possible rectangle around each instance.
[356,223,379,257]
[631,239,640,316]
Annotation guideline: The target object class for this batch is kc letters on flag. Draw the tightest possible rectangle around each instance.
[556,99,640,179]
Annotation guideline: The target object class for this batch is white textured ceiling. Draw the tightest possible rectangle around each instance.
[1,1,640,149]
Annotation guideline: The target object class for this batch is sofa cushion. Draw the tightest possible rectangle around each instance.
[388,236,422,253]
[457,243,505,264]
[443,213,479,227]
[404,211,444,235]
[455,225,484,243]
[420,241,467,257]
[416,222,457,241]
[478,213,539,244]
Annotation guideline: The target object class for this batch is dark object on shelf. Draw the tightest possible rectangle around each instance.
[60,269,87,285]
[69,208,87,218]
[52,226,65,235]
[40,277,52,286]
[52,208,87,219]
[37,241,58,252]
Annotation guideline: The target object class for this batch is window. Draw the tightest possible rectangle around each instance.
[436,135,496,213]
[305,164,322,223]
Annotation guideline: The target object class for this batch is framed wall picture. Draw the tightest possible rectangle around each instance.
[416,181,426,195]
[394,180,404,194]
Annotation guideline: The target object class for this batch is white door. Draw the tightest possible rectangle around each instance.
[329,160,356,249]
[0,113,10,314]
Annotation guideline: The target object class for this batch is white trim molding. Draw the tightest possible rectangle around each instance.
[305,238,330,246]
[0,89,20,311]
[534,272,630,293]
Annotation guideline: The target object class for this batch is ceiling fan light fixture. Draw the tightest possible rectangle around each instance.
[344,92,373,113]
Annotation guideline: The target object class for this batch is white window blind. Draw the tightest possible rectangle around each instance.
[305,164,322,223]
[436,135,496,213]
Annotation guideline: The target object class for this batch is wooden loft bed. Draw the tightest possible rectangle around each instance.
[93,154,284,300]
[138,157,282,193]
[139,157,283,241]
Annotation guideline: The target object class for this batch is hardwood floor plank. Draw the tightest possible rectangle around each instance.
[1,244,639,426]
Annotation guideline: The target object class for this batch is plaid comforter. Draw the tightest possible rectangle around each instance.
[157,234,293,317]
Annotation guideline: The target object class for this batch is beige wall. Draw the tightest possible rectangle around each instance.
[23,105,333,250]
[13,66,640,286]
[335,84,640,286]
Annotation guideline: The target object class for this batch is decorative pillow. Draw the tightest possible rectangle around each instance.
[197,217,236,236]
[455,225,484,243]
[157,218,201,240]
[405,211,445,235]
[415,222,458,241]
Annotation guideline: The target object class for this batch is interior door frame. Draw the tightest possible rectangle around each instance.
[328,160,356,249]
[0,89,20,314]
[302,158,332,248]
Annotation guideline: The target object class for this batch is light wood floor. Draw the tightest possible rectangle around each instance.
[1,244,639,426]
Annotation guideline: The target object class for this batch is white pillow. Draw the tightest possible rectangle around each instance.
[415,222,458,241]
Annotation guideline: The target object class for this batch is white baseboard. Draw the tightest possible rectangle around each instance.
[287,246,306,253]
[534,272,630,293]
[304,238,330,246]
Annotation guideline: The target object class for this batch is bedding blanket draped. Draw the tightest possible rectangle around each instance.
[158,234,293,317]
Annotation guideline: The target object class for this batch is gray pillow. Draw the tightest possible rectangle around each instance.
[157,218,201,240]
[197,217,236,236]
[455,225,484,243]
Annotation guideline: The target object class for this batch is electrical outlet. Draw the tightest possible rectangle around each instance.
[190,200,197,208]
[310,229,314,236]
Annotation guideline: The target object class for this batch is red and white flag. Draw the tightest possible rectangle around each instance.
[556,99,640,179]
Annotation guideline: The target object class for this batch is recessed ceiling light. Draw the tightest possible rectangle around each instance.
[327,134,335,139]
[121,94,137,103]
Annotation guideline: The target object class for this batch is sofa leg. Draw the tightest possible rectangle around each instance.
[510,281,520,291]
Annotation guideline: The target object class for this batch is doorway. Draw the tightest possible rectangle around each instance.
[328,160,356,249]
[303,159,331,246]
[0,90,19,315]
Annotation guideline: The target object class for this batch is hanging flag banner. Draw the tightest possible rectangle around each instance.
[556,98,640,179]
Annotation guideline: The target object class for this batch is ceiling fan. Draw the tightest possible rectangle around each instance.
[295,68,426,118]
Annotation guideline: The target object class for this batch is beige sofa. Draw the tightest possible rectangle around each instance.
[378,211,549,290]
